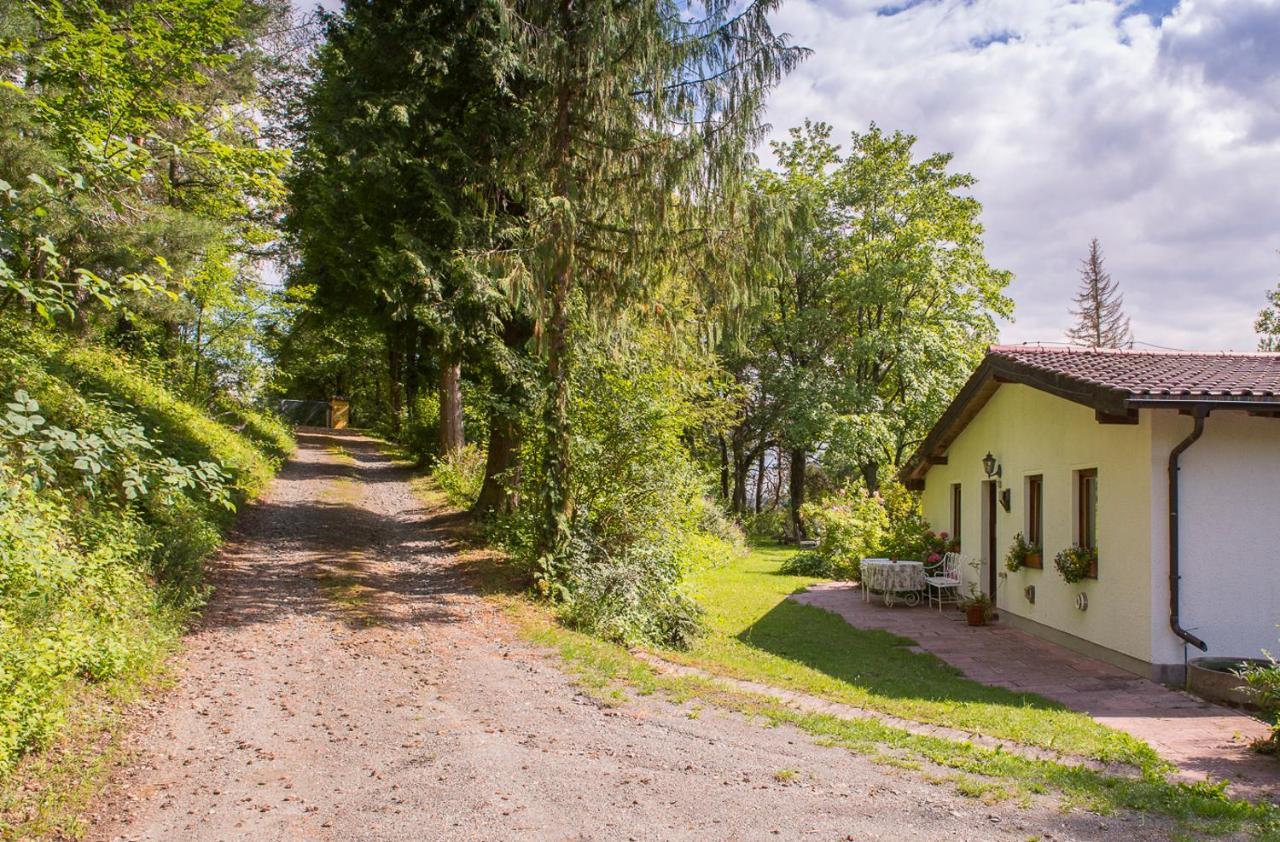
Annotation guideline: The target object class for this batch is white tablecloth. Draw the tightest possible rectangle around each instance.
[860,559,925,604]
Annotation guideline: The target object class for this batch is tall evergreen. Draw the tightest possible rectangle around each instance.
[502,0,805,579]
[286,1,533,450]
[1066,238,1133,348]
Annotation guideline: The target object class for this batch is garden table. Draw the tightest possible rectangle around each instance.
[859,558,925,607]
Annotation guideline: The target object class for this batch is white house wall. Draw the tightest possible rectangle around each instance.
[920,384,1156,665]
[1148,410,1280,667]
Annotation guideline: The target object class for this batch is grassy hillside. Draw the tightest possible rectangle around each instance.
[0,316,292,779]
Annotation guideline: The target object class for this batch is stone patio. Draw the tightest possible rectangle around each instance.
[793,582,1279,804]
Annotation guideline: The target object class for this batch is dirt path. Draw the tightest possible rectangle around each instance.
[89,431,1177,841]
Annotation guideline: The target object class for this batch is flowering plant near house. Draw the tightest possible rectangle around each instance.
[921,529,959,565]
[1054,544,1096,583]
[1004,532,1041,572]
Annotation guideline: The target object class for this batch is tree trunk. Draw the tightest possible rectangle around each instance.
[861,461,879,495]
[772,446,784,510]
[473,417,519,515]
[789,446,807,541]
[539,0,578,576]
[438,354,464,456]
[754,437,767,513]
[404,323,420,426]
[731,433,748,515]
[387,337,403,434]
[718,433,730,502]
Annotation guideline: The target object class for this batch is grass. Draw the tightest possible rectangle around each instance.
[465,529,1279,839]
[0,641,178,840]
[670,543,1161,769]
[504,592,1280,839]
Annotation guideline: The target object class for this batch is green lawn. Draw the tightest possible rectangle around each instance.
[669,543,1160,769]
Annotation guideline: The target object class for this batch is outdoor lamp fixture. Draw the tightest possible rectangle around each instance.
[981,451,1002,481]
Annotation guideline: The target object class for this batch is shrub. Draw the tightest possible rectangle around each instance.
[400,393,441,466]
[432,443,486,509]
[211,397,294,462]
[779,550,836,578]
[0,314,291,771]
[742,508,788,542]
[799,488,889,580]
[1239,643,1280,755]
[559,538,704,649]
[491,328,719,649]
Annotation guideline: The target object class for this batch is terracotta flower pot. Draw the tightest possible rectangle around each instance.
[1026,552,1042,569]
[965,604,988,626]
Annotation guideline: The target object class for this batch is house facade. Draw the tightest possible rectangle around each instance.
[902,346,1280,682]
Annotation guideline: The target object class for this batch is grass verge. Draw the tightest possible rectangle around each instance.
[503,594,1280,839]
[670,543,1160,768]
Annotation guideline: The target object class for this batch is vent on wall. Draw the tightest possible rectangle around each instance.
[1076,592,1089,612]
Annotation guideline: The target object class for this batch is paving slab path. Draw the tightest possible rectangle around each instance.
[90,431,1193,841]
[795,583,1280,804]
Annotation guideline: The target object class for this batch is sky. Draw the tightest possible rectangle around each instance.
[759,0,1280,350]
[289,0,1280,351]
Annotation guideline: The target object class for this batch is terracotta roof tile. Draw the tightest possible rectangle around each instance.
[988,345,1280,400]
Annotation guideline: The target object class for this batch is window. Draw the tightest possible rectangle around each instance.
[1026,475,1043,568]
[950,483,962,546]
[1076,468,1098,578]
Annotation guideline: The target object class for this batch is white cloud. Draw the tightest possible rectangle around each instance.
[763,0,1280,350]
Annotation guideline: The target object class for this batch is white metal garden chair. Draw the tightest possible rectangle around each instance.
[925,552,962,611]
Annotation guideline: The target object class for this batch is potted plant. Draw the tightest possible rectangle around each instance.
[1054,544,1097,583]
[960,587,994,626]
[1004,532,1042,572]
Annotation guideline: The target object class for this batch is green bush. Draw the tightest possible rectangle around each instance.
[1239,642,1280,755]
[778,550,836,578]
[0,315,291,771]
[742,508,788,542]
[799,487,889,580]
[432,443,486,509]
[211,396,294,462]
[492,328,720,649]
[399,393,441,466]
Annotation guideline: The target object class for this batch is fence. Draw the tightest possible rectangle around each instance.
[278,399,330,427]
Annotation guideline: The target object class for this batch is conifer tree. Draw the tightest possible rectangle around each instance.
[502,0,805,580]
[1066,238,1133,348]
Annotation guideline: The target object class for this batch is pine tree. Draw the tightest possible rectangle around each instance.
[1067,238,1132,348]
[502,0,805,578]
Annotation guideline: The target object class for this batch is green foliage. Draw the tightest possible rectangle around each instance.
[0,470,166,769]
[210,396,294,463]
[0,313,289,771]
[1238,642,1280,754]
[786,481,947,579]
[1256,278,1280,352]
[1053,545,1096,584]
[490,328,727,648]
[742,509,789,542]
[1004,532,1041,573]
[797,488,889,580]
[432,444,485,510]
[877,481,944,561]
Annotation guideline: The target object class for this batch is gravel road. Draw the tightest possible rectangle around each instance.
[87,430,1179,841]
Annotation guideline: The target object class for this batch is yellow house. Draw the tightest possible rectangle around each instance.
[901,345,1280,682]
